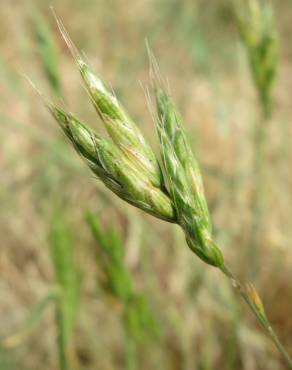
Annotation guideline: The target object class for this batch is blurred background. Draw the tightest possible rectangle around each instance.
[0,0,291,369]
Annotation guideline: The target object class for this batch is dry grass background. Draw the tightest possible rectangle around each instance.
[0,0,292,369]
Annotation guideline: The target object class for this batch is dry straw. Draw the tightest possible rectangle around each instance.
[31,11,292,369]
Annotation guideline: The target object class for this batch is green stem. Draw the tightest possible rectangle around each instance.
[55,304,69,370]
[123,311,137,370]
[220,264,292,369]
[248,105,270,279]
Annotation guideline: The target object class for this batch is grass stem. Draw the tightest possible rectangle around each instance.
[248,111,269,279]
[55,304,69,370]
[220,264,292,369]
[123,314,137,370]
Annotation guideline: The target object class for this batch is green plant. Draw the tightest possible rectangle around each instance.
[234,0,278,279]
[86,211,159,370]
[235,0,277,118]
[31,14,291,369]
[32,10,61,96]
[2,209,80,370]
[48,209,80,370]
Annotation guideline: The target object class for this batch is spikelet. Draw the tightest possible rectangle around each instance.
[149,55,223,267]
[48,102,176,223]
[235,0,277,117]
[52,12,162,189]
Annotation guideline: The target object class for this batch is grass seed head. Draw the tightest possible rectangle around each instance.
[155,87,211,230]
[87,211,134,301]
[235,0,277,117]
[152,67,223,267]
[78,60,163,188]
[47,100,176,223]
[54,13,163,189]
[38,15,224,266]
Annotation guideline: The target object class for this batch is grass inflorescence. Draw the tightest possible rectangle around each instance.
[29,11,292,369]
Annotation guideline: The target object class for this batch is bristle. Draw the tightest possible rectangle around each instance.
[50,7,80,62]
[23,73,55,111]
[145,41,164,89]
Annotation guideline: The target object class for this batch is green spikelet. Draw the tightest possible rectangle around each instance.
[54,16,162,189]
[86,211,134,301]
[235,0,277,118]
[152,64,223,267]
[46,101,175,223]
[155,87,211,231]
